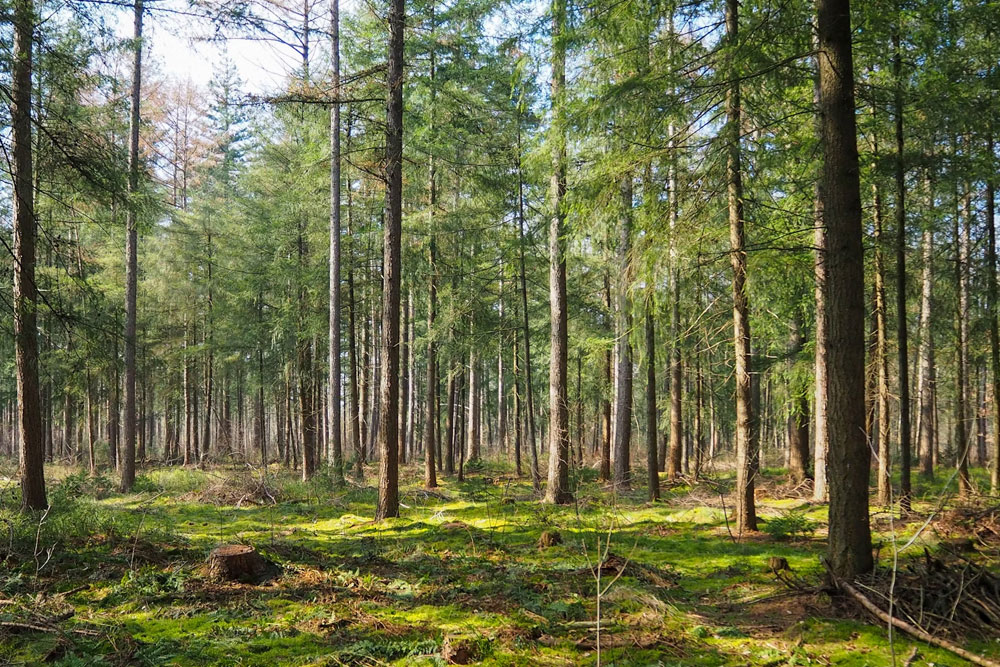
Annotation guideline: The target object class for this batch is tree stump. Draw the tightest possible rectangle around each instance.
[206,545,269,583]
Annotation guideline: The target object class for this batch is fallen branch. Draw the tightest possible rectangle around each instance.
[825,561,1000,667]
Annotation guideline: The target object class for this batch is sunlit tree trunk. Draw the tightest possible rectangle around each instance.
[544,0,572,504]
[726,0,756,533]
[376,0,404,519]
[13,0,46,509]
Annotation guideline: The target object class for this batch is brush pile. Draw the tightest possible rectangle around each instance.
[851,549,1000,640]
[184,470,280,507]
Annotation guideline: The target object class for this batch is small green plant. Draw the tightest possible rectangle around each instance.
[762,509,816,541]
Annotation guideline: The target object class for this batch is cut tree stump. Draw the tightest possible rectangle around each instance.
[206,544,271,583]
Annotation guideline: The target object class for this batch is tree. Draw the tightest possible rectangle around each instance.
[13,0,47,510]
[328,0,344,485]
[121,0,144,492]
[376,0,405,520]
[543,0,572,505]
[818,0,873,579]
[726,0,756,534]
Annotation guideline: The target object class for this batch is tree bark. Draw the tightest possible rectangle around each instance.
[613,175,633,490]
[13,0,46,509]
[956,186,972,498]
[917,194,935,479]
[817,0,873,578]
[376,0,404,519]
[892,27,911,510]
[726,0,756,533]
[544,0,572,505]
[645,299,659,501]
[328,0,344,484]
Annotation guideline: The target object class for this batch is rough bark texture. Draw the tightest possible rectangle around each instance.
[121,0,143,493]
[871,134,891,507]
[207,545,269,582]
[726,0,756,534]
[544,0,572,505]
[818,0,873,578]
[376,0,403,519]
[13,0,47,510]
[988,133,999,493]
[812,38,829,504]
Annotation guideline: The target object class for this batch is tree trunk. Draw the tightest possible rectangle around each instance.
[544,0,572,505]
[613,174,633,490]
[13,0,45,509]
[917,198,935,479]
[328,0,344,484]
[376,0,404,520]
[812,33,829,504]
[120,0,143,492]
[645,299,659,501]
[726,0,756,534]
[892,28,911,510]
[987,131,999,493]
[817,0,873,578]
[871,124,891,507]
[956,186,972,497]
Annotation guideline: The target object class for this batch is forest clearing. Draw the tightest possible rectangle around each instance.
[3,0,1000,662]
[2,462,1000,666]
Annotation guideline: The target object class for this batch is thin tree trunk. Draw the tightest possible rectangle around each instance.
[613,174,633,490]
[120,0,143,492]
[956,185,972,497]
[871,121,892,507]
[544,0,572,505]
[645,298,660,501]
[917,203,936,479]
[327,0,344,484]
[892,28,912,509]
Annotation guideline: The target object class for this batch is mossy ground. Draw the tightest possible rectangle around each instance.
[1,461,998,665]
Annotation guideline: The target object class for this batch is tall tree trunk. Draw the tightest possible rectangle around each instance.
[613,175,633,490]
[544,0,572,505]
[917,196,935,479]
[445,360,456,475]
[956,186,972,497]
[601,276,612,482]
[327,0,344,484]
[513,337,523,476]
[467,350,479,461]
[988,131,999,494]
[517,115,541,492]
[812,33,829,503]
[818,0,873,578]
[376,0,404,519]
[872,152,891,507]
[645,299,660,501]
[726,0,756,533]
[892,28,911,510]
[13,0,44,508]
[120,0,143,492]
[787,317,810,483]
[399,290,410,465]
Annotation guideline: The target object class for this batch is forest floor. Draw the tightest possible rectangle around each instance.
[1,461,1000,666]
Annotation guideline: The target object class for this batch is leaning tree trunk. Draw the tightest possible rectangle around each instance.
[726,0,756,534]
[818,0,873,579]
[375,0,404,520]
[544,0,572,505]
[13,0,46,510]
